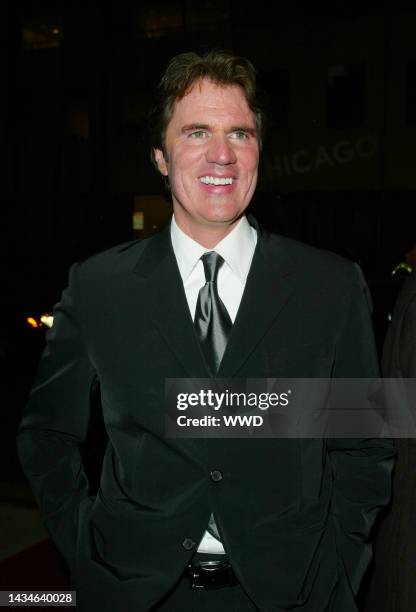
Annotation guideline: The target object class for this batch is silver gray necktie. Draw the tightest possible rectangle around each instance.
[194,252,232,377]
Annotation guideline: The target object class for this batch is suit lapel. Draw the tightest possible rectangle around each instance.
[132,226,211,378]
[218,225,295,377]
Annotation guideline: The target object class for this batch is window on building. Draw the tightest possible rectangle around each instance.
[327,63,366,129]
[260,69,290,130]
[22,19,63,50]
[184,0,229,32]
[133,195,171,237]
[136,3,183,38]
[406,60,416,125]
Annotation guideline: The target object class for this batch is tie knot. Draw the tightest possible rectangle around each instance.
[201,251,224,283]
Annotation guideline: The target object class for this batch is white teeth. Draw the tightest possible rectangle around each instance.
[199,176,234,185]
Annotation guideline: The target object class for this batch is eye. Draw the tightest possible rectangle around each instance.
[189,130,208,139]
[230,130,250,141]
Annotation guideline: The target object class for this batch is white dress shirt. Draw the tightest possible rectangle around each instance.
[170,214,257,554]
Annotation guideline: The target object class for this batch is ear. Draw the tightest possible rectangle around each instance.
[153,148,169,176]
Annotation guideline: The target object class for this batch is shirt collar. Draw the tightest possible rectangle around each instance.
[170,215,257,283]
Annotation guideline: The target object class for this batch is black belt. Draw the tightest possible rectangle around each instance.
[187,558,238,589]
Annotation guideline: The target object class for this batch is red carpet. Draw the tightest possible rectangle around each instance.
[0,539,73,609]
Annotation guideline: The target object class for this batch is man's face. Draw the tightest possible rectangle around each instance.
[154,79,259,240]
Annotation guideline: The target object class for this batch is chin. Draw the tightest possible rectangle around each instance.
[201,213,241,227]
[204,203,244,222]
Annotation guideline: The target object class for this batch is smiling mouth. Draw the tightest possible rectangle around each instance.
[199,176,234,185]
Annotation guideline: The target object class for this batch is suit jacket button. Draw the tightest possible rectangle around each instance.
[210,470,223,482]
[182,538,196,551]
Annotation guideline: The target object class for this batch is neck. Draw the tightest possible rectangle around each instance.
[173,216,242,249]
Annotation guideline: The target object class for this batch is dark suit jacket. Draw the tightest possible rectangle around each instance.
[365,271,416,612]
[17,219,394,612]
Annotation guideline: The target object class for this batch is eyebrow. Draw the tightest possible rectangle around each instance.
[181,124,257,136]
[181,124,210,133]
[230,126,257,136]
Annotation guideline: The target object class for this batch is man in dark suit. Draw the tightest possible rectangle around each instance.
[365,266,416,612]
[17,51,394,611]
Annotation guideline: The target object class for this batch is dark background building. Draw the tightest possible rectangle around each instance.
[1,0,415,583]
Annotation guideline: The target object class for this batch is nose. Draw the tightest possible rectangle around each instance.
[205,133,237,165]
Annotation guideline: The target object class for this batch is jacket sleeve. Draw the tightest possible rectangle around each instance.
[16,263,96,570]
[327,266,395,594]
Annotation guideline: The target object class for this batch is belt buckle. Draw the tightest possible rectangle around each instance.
[188,559,236,590]
[188,564,204,590]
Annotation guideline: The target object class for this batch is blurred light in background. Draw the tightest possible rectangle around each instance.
[26,317,39,329]
[26,314,53,329]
